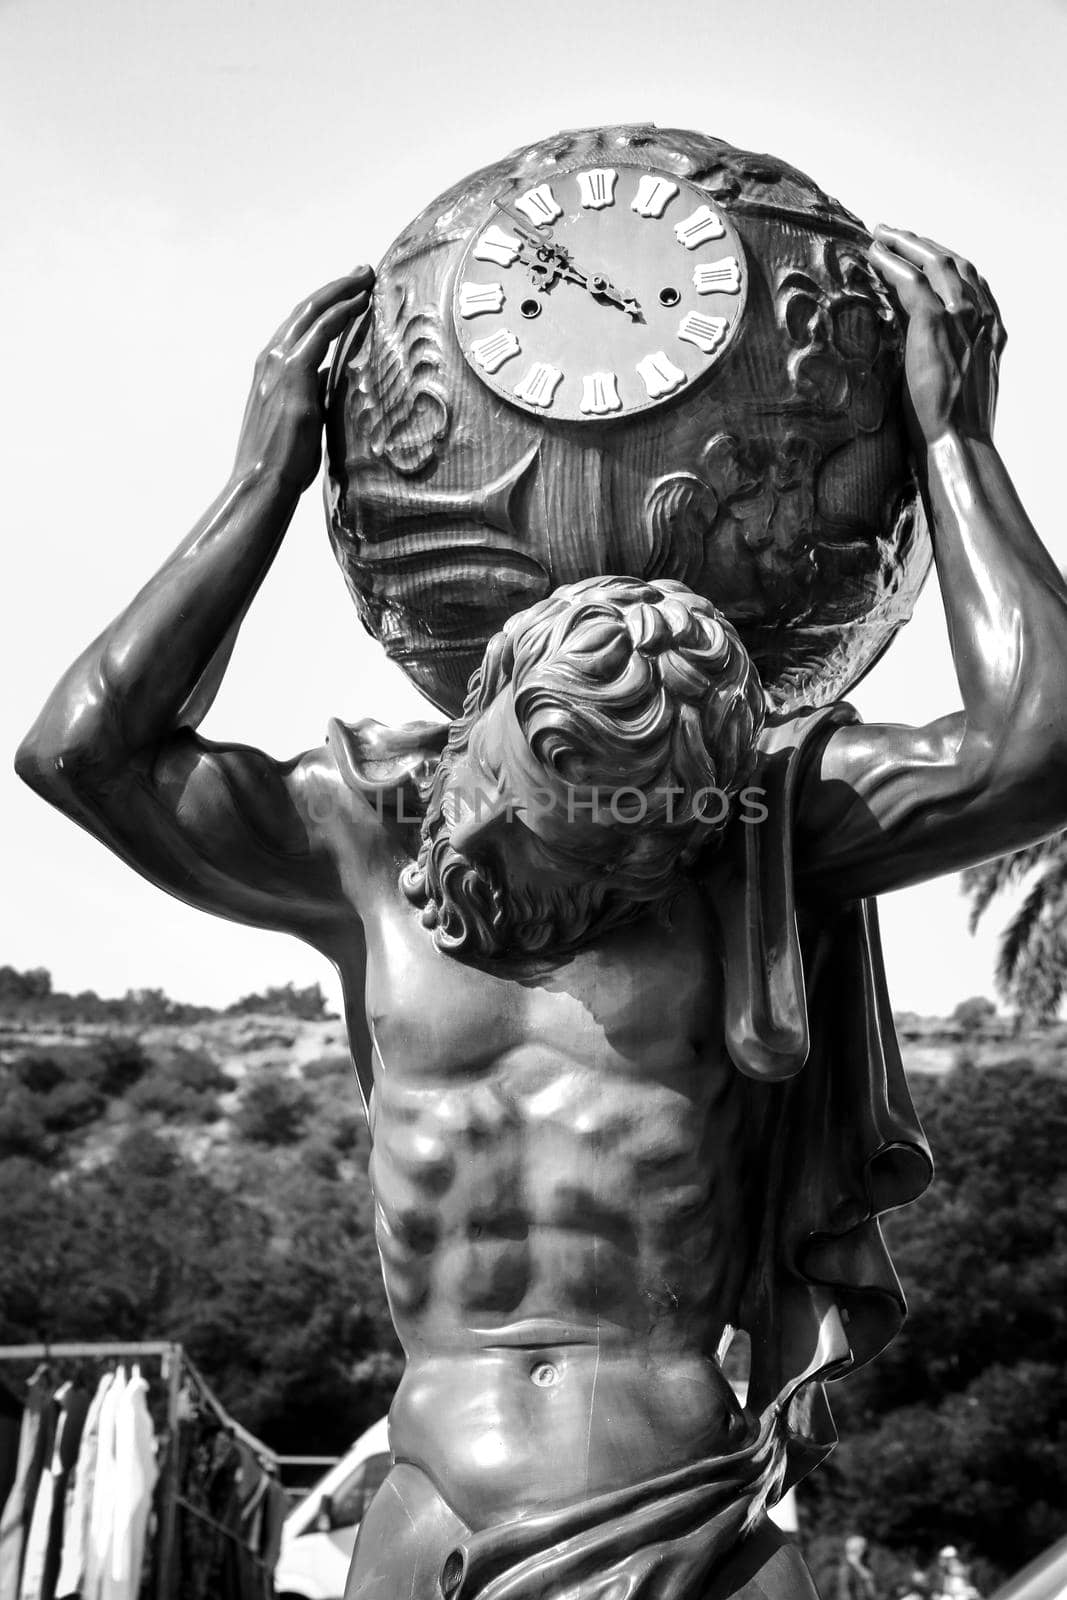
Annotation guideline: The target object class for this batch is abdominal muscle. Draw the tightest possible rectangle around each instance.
[372,1040,753,1529]
[388,1332,749,1531]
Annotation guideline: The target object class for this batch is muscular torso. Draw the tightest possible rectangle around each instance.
[335,848,754,1527]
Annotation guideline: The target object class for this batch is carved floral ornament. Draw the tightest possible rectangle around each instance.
[644,432,823,610]
[347,282,452,477]
[777,242,902,432]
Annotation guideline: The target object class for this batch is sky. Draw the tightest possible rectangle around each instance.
[2,0,1065,1013]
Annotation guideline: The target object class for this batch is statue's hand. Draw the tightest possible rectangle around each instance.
[869,226,1005,447]
[232,267,374,491]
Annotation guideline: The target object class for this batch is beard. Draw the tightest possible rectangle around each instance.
[399,797,646,964]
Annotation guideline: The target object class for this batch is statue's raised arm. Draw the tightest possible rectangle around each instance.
[796,226,1067,898]
[16,270,377,937]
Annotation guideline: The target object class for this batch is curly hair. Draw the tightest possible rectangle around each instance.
[403,577,766,959]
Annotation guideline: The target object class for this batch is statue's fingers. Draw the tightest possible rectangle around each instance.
[873,225,956,269]
[289,291,372,367]
[873,227,978,320]
[868,239,942,321]
[955,256,983,295]
[953,256,1002,342]
[911,251,976,321]
[269,268,374,352]
[977,273,1008,355]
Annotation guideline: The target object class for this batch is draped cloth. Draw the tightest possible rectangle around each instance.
[717,705,933,1496]
[335,704,933,1600]
[435,1415,786,1600]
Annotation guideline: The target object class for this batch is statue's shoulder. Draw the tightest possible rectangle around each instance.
[325,716,448,806]
[755,699,860,766]
[741,701,861,830]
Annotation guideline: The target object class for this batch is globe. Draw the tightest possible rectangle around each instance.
[324,124,929,716]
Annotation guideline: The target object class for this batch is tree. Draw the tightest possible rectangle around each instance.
[226,982,331,1020]
[803,1060,1067,1577]
[951,995,996,1034]
[0,966,52,1002]
[962,834,1067,1021]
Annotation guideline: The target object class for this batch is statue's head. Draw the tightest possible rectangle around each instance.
[401,576,765,960]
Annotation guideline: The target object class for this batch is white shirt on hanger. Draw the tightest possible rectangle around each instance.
[55,1370,113,1600]
[85,1368,125,1600]
[103,1366,157,1600]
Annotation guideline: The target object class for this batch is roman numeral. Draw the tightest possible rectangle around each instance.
[577,169,618,209]
[470,329,521,373]
[631,175,679,219]
[693,256,742,295]
[458,281,506,318]
[674,205,726,249]
[474,226,522,267]
[514,362,563,408]
[580,372,622,414]
[636,352,686,399]
[515,184,563,226]
[677,311,729,354]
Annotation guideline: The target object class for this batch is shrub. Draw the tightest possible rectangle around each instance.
[157,1045,236,1095]
[233,1074,312,1146]
[10,1049,69,1094]
[301,1053,355,1082]
[37,1079,106,1133]
[302,1138,341,1180]
[0,1090,52,1161]
[128,1072,222,1123]
[94,1034,150,1096]
[328,1111,365,1155]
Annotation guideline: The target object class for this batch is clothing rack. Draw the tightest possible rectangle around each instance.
[0,1340,279,1600]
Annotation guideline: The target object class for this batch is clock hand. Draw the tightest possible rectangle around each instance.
[527,243,645,321]
[495,204,644,321]
[496,205,566,284]
[557,261,644,322]
[573,268,645,323]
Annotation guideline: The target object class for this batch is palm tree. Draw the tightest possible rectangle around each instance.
[961,834,1067,1022]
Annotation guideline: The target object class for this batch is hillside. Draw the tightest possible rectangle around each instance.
[0,968,399,1454]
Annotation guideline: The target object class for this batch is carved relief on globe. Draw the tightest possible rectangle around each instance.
[324,125,929,715]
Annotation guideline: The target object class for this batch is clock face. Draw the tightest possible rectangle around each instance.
[452,165,749,423]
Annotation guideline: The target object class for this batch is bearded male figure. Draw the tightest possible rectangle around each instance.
[17,229,1067,1600]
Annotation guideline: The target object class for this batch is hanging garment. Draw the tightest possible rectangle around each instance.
[233,1441,281,1600]
[84,1369,125,1600]
[0,1370,55,1600]
[54,1372,112,1600]
[16,1474,50,1600]
[102,1367,157,1600]
[0,1386,23,1537]
[19,1381,90,1600]
[174,1418,242,1600]
[258,1480,287,1578]
[44,1383,89,1600]
[175,1417,278,1600]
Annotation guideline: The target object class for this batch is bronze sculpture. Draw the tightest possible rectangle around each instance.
[16,124,1067,1600]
